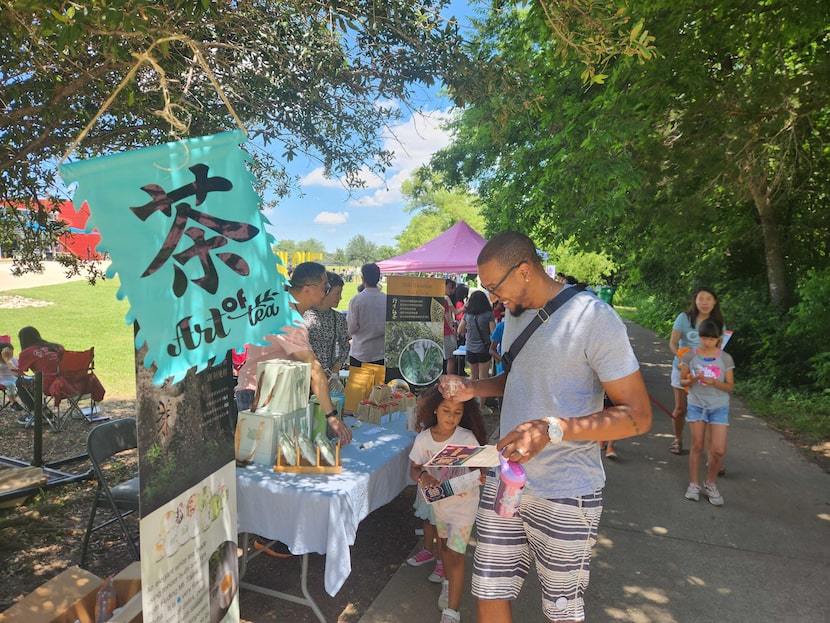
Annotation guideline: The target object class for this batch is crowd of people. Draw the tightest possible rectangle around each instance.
[1,233,736,623]
[231,242,734,623]
[402,233,733,623]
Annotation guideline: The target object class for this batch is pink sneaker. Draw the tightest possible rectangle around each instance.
[407,548,435,567]
[428,560,445,583]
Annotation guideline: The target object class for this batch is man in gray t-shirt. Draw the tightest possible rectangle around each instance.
[439,231,652,623]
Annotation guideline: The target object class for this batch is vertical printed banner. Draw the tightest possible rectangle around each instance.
[384,276,445,386]
[59,129,298,384]
[58,131,295,623]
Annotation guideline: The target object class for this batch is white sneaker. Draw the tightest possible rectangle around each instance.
[704,482,724,506]
[438,579,449,611]
[440,607,460,623]
[684,483,700,501]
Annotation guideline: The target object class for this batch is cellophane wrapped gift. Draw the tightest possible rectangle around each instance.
[235,408,309,466]
[252,359,311,413]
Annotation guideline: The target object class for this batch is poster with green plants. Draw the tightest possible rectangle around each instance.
[385,276,445,387]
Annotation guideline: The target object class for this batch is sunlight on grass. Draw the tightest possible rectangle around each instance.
[1,277,364,401]
[2,279,135,399]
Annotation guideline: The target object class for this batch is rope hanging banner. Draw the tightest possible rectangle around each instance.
[61,35,248,163]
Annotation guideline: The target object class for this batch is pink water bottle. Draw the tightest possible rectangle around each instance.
[494,451,527,518]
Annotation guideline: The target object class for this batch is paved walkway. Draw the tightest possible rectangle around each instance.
[0,260,87,292]
[358,320,830,622]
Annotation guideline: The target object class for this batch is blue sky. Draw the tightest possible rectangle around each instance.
[262,1,479,254]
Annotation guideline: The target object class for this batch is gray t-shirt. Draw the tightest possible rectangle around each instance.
[500,288,640,498]
[464,311,493,354]
[681,349,735,410]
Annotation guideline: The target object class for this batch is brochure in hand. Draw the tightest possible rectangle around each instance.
[423,444,501,468]
[421,471,482,504]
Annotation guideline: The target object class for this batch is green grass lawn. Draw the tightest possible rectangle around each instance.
[3,280,136,398]
[1,278,361,400]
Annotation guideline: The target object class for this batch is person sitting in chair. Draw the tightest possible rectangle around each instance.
[15,326,63,425]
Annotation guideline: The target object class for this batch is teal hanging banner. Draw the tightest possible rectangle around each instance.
[60,130,298,384]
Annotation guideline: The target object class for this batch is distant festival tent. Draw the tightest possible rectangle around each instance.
[376,221,487,274]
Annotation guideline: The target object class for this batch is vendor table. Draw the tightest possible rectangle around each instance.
[236,416,414,622]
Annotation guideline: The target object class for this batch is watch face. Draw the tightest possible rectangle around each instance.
[548,419,563,443]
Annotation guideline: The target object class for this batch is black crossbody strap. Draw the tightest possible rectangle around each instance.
[501,285,587,374]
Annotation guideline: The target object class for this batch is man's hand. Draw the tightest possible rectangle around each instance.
[438,374,473,402]
[328,417,353,445]
[497,419,550,464]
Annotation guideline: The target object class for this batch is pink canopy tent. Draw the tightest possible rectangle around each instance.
[376,221,487,274]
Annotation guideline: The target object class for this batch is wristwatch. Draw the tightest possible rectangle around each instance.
[325,409,339,419]
[545,417,563,444]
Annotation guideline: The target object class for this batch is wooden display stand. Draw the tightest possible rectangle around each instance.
[274,439,342,474]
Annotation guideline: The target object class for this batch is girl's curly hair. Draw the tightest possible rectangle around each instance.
[415,384,487,445]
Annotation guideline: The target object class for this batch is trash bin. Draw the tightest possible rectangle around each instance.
[598,285,616,306]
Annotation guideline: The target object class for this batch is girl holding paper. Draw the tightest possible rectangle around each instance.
[409,385,487,623]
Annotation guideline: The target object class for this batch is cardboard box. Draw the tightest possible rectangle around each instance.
[356,400,384,425]
[0,566,102,623]
[0,562,142,623]
[107,562,141,623]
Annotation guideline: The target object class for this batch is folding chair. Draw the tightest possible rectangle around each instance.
[46,347,107,429]
[80,417,140,567]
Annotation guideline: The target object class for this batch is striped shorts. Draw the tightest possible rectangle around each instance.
[472,475,603,622]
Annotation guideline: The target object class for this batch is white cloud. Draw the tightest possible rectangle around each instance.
[348,186,403,208]
[313,211,349,225]
[300,108,457,204]
[300,167,347,188]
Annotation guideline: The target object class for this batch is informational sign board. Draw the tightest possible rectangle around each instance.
[384,276,445,386]
[135,342,238,623]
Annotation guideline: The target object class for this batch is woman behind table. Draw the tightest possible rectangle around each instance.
[457,290,495,415]
[668,287,725,455]
[304,271,350,385]
[15,326,64,422]
[409,384,487,623]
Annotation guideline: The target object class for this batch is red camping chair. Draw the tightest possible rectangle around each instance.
[45,347,107,429]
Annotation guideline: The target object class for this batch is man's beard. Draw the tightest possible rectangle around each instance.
[508,305,529,317]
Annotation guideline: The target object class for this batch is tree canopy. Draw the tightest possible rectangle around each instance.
[430,0,830,389]
[395,167,485,252]
[1,0,462,274]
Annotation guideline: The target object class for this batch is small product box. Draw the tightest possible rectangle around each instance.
[252,359,311,413]
[235,408,309,466]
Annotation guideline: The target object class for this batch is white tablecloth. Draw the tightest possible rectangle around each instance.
[236,416,415,595]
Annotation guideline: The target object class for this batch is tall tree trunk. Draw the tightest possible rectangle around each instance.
[745,167,788,308]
